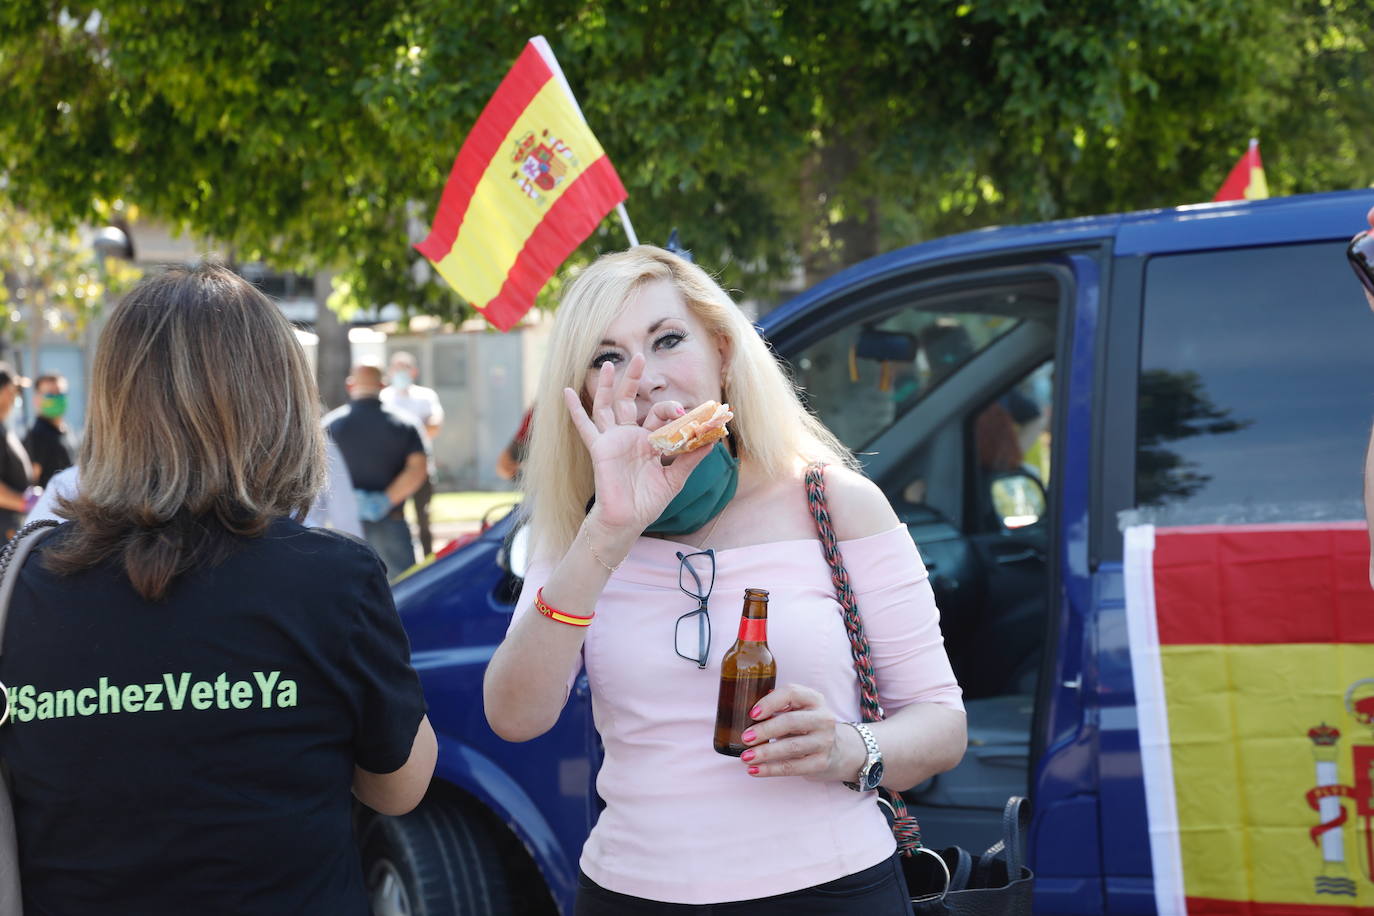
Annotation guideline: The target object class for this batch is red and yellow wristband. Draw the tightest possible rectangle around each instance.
[535,588,594,627]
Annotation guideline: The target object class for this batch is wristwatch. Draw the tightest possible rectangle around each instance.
[843,722,884,792]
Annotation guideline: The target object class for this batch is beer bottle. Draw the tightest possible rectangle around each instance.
[714,588,777,757]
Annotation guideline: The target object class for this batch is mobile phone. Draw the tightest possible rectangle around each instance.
[1350,231,1374,297]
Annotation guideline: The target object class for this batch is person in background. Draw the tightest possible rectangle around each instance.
[327,362,429,577]
[380,351,443,556]
[0,264,435,914]
[495,406,534,481]
[0,363,33,538]
[23,372,75,490]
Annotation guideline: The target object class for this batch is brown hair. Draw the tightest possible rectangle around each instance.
[47,264,325,599]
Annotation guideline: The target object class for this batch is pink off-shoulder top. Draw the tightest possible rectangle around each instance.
[510,524,964,904]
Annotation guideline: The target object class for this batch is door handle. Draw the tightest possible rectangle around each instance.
[993,548,1041,565]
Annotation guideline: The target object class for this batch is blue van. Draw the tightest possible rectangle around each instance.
[362,188,1374,916]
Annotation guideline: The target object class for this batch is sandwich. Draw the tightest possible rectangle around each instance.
[647,400,733,456]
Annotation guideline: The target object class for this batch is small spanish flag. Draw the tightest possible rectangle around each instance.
[1212,138,1269,202]
[416,37,628,331]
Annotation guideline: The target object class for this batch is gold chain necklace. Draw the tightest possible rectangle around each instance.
[689,485,734,550]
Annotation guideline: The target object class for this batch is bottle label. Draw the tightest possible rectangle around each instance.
[738,618,768,642]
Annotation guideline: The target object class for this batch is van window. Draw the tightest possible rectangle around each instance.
[1135,241,1372,524]
[793,314,1024,451]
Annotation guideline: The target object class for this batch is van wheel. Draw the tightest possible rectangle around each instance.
[361,803,509,916]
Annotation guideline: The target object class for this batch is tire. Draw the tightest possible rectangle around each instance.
[360,802,510,916]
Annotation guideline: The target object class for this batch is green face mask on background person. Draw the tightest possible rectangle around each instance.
[644,442,739,537]
[38,392,67,420]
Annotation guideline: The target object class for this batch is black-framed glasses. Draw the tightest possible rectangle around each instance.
[674,549,714,668]
[1350,231,1374,298]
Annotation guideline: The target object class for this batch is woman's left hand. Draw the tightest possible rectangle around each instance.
[739,683,861,780]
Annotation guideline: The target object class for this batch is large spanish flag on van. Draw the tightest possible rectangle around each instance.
[415,37,627,331]
[1125,523,1374,915]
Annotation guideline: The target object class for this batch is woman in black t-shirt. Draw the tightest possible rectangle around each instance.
[0,265,436,915]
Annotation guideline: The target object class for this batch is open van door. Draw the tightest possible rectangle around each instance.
[766,251,1104,869]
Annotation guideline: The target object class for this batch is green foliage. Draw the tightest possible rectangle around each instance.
[0,195,140,342]
[0,0,1369,321]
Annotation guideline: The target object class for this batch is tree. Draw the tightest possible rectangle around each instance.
[0,195,140,372]
[1,0,1368,320]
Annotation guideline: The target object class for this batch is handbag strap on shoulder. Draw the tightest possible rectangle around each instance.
[0,520,60,655]
[804,464,883,721]
[804,463,922,854]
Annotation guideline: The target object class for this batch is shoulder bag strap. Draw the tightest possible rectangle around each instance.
[0,520,60,665]
[803,463,922,854]
[0,521,59,658]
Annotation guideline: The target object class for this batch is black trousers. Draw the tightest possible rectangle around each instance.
[574,854,913,915]
[411,477,434,557]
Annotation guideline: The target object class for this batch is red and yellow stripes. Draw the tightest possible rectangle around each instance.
[1139,522,1374,914]
[1213,140,1269,202]
[415,41,627,331]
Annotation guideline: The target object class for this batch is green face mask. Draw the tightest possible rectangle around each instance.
[644,442,739,537]
[38,393,66,420]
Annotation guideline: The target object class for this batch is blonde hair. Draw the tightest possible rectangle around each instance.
[48,263,326,600]
[522,245,855,558]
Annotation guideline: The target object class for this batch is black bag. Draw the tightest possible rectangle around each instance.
[902,796,1034,916]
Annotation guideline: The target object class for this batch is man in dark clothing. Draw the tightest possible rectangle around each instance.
[324,363,429,578]
[0,363,33,537]
[24,372,75,490]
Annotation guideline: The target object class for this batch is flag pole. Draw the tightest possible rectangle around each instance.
[530,36,638,247]
[615,204,639,247]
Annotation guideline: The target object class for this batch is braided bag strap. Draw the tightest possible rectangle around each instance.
[804,463,921,855]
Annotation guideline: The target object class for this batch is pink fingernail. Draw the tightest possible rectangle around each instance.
[676,406,686,416]
[747,766,760,776]
[741,729,756,743]
[741,749,756,762]
[750,706,762,719]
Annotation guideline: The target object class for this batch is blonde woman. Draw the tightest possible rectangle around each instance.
[484,246,966,913]
[0,265,435,914]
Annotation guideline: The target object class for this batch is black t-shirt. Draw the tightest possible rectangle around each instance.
[22,417,74,489]
[323,398,428,493]
[0,518,427,915]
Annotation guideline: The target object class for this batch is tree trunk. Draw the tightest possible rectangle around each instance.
[314,271,350,410]
[799,138,881,288]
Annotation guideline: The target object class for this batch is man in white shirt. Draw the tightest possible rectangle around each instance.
[380,351,444,556]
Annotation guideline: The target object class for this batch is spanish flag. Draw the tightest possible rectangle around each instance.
[1212,139,1270,202]
[416,37,628,331]
[1125,522,1374,914]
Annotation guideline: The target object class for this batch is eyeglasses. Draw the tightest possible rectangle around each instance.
[674,549,714,668]
[1350,231,1374,298]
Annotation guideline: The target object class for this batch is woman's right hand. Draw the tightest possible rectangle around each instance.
[563,354,714,541]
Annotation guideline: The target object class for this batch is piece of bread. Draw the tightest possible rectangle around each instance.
[647,400,733,456]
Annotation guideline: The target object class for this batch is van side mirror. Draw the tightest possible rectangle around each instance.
[990,472,1046,529]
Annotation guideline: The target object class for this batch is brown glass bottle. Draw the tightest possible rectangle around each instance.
[713,588,777,756]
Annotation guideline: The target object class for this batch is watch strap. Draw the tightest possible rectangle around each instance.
[843,721,882,791]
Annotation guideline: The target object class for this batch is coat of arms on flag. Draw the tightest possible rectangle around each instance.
[1125,522,1374,915]
[415,37,629,331]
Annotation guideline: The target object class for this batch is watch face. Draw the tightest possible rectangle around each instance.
[865,760,885,790]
